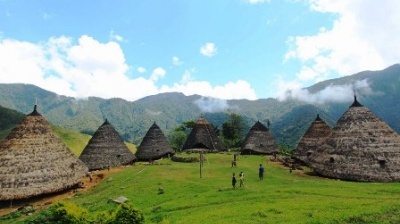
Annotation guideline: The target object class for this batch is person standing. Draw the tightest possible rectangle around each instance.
[259,164,265,180]
[232,172,237,189]
[239,171,244,187]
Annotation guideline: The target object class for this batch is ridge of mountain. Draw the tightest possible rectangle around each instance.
[0,64,399,147]
[0,105,25,139]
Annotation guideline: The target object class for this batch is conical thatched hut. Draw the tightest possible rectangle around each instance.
[292,114,332,164]
[0,105,88,201]
[182,117,225,152]
[241,121,278,155]
[79,119,136,170]
[307,96,400,182]
[136,122,175,161]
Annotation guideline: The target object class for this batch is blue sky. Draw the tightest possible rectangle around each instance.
[0,0,399,102]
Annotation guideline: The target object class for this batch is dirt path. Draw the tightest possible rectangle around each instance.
[0,167,124,217]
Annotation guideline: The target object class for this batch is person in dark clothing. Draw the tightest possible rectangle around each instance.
[259,164,265,180]
[232,172,237,189]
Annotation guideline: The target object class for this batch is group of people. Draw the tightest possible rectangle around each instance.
[231,171,245,189]
[231,164,265,189]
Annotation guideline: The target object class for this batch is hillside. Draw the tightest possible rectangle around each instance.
[0,105,25,140]
[0,64,399,147]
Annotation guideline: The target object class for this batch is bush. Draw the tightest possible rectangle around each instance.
[25,202,144,224]
[25,202,90,224]
[110,203,145,224]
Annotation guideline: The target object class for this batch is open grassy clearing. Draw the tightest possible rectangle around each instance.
[4,153,399,223]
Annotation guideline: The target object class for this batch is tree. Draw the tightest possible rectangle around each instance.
[169,130,187,152]
[168,120,196,152]
[222,112,245,149]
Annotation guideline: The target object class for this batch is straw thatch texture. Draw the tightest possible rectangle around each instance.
[292,114,332,164]
[79,119,136,170]
[241,121,278,155]
[136,122,175,161]
[307,97,400,182]
[0,105,88,201]
[182,117,225,152]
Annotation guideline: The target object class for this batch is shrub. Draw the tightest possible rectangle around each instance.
[110,203,145,224]
[25,202,91,224]
[25,202,145,224]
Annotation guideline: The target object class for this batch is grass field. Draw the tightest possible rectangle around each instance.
[5,153,399,223]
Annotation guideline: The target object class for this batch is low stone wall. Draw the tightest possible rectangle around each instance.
[171,155,199,163]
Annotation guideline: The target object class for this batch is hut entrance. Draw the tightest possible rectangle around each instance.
[193,142,209,149]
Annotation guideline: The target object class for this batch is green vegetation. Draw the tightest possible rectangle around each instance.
[52,125,92,156]
[0,105,24,140]
[222,112,246,148]
[168,120,195,152]
[23,202,144,224]
[5,154,400,224]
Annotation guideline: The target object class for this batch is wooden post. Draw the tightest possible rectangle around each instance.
[200,152,202,178]
[199,152,203,178]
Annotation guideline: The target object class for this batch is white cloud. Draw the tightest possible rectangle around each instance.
[0,36,258,101]
[172,56,182,65]
[245,0,270,4]
[200,42,217,57]
[0,36,158,100]
[150,67,166,81]
[276,78,374,104]
[286,0,400,81]
[194,97,230,113]
[160,70,257,100]
[109,30,124,42]
[137,67,146,73]
[42,13,52,20]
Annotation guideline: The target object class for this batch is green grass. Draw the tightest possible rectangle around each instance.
[52,125,92,156]
[5,153,400,223]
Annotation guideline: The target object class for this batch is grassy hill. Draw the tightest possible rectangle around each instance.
[3,154,400,223]
[0,105,25,140]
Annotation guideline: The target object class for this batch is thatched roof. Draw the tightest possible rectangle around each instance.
[136,122,175,161]
[292,114,332,163]
[182,117,225,152]
[241,121,278,155]
[307,96,400,182]
[0,105,88,201]
[79,119,136,170]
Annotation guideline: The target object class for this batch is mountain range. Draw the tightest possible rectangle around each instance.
[0,64,399,147]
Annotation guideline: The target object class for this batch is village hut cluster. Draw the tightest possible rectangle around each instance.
[1,94,400,201]
[0,105,176,201]
[0,104,281,201]
[292,96,400,182]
